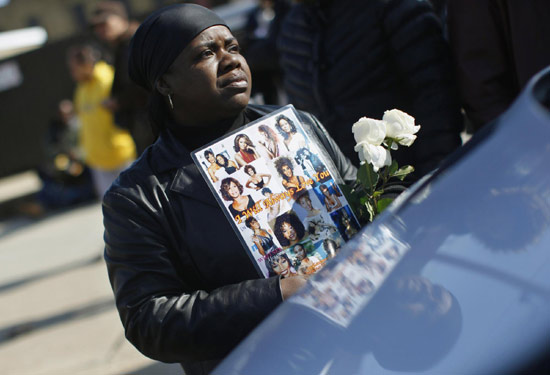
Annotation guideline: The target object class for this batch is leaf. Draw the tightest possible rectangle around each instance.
[392,165,415,181]
[357,163,379,193]
[388,160,398,175]
[377,198,394,213]
[365,201,376,222]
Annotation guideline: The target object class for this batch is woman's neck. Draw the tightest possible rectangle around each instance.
[169,109,246,150]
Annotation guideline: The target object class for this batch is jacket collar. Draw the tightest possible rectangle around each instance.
[149,128,215,205]
[148,105,275,205]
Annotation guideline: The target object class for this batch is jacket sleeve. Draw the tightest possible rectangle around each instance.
[382,0,463,175]
[103,188,283,363]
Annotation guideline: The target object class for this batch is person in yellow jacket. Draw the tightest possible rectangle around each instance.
[67,45,136,198]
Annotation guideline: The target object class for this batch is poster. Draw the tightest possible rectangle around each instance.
[192,105,361,278]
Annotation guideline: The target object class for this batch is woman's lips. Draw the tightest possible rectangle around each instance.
[220,72,248,89]
[225,79,248,88]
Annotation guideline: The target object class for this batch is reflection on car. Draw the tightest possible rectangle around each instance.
[214,67,550,375]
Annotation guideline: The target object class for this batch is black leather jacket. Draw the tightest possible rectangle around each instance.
[103,105,356,374]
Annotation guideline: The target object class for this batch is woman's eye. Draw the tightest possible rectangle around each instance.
[200,49,214,58]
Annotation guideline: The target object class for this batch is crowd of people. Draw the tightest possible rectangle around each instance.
[30,0,550,373]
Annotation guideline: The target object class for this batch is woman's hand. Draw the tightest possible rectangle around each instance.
[280,275,309,300]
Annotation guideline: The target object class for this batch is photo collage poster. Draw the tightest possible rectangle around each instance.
[192,105,361,278]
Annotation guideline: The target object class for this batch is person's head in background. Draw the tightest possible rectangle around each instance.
[90,1,130,45]
[57,99,74,124]
[67,45,100,82]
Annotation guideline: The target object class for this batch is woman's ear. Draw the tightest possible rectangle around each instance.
[155,76,171,96]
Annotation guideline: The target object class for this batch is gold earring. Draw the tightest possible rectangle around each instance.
[168,94,174,110]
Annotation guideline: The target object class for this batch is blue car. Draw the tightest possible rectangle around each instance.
[215,67,550,375]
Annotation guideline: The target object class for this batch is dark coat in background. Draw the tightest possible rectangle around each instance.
[277,0,463,178]
[241,0,291,104]
[447,0,550,131]
[103,104,356,375]
[110,22,155,154]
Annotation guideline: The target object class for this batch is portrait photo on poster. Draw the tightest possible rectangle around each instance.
[192,105,361,278]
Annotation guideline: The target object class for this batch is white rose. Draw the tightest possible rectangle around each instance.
[352,117,386,146]
[354,142,392,172]
[383,109,420,147]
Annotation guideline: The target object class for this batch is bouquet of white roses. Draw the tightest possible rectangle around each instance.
[342,109,420,223]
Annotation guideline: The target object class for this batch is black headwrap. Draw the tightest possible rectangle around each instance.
[128,4,228,92]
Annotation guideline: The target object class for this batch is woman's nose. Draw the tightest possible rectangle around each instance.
[219,50,241,73]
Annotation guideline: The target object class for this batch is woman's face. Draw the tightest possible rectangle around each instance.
[250,219,260,230]
[159,26,252,125]
[238,137,248,150]
[281,165,293,178]
[294,245,306,260]
[279,119,291,133]
[206,153,215,163]
[281,222,297,241]
[298,196,313,211]
[68,60,94,82]
[272,255,290,276]
[227,181,241,199]
[321,186,329,196]
[246,168,255,176]
[260,130,269,141]
[216,155,225,165]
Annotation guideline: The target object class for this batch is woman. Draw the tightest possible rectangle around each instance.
[296,191,321,217]
[274,156,307,194]
[292,243,322,275]
[102,4,355,373]
[261,187,283,222]
[273,212,306,248]
[257,124,282,159]
[234,133,260,167]
[245,216,275,256]
[204,149,221,182]
[341,209,358,239]
[244,165,271,190]
[296,191,337,241]
[275,114,306,151]
[296,146,326,185]
[320,183,342,212]
[220,177,255,219]
[215,153,238,175]
[266,250,296,278]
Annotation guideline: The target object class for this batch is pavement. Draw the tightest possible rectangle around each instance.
[0,171,182,375]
